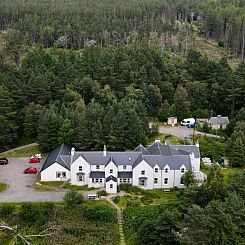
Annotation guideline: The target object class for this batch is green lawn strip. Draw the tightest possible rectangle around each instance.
[148,133,182,145]
[221,166,244,183]
[0,183,8,192]
[0,145,42,158]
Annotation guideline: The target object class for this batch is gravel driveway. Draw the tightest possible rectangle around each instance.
[0,158,67,203]
[159,125,220,140]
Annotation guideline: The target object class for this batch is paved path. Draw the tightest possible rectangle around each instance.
[106,197,126,245]
[159,125,220,140]
[0,143,39,155]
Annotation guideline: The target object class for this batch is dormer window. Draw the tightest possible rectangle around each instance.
[79,166,83,171]
[141,170,145,175]
[123,165,127,170]
[110,169,113,174]
[155,168,158,173]
[96,165,100,170]
[181,168,185,173]
[165,168,169,173]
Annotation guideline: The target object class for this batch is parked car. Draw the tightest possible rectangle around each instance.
[29,157,40,163]
[187,124,197,128]
[30,154,42,159]
[0,158,8,165]
[24,167,37,174]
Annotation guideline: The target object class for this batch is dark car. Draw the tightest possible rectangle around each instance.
[0,158,8,165]
[24,167,37,174]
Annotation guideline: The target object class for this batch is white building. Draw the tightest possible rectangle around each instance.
[208,115,229,129]
[40,141,203,193]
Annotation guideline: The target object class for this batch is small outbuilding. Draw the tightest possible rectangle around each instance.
[208,115,229,129]
[167,117,177,126]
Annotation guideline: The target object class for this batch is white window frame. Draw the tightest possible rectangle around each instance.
[123,165,127,170]
[154,178,158,184]
[164,178,168,184]
[110,184,113,188]
[78,175,84,182]
[79,166,83,171]
[56,172,66,178]
[165,168,169,173]
[96,165,100,170]
[110,169,113,174]
[141,170,145,175]
[155,168,158,173]
[181,168,185,173]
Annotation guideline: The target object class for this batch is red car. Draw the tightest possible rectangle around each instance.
[29,157,40,163]
[24,167,37,174]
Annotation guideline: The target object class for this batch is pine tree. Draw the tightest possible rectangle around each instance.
[229,138,245,167]
[57,119,74,146]
[0,85,17,150]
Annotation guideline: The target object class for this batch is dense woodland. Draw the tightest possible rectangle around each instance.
[0,0,244,159]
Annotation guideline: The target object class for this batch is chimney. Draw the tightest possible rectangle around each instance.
[195,140,199,148]
[103,145,107,157]
[155,139,161,143]
[217,115,222,118]
[71,147,75,156]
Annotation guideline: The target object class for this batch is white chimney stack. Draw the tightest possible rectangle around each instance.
[71,147,75,156]
[103,145,107,157]
[195,140,199,148]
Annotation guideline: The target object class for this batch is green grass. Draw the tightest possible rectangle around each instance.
[221,166,244,182]
[0,145,42,158]
[0,183,8,192]
[63,184,96,191]
[148,133,182,145]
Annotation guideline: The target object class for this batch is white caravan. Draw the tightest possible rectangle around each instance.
[180,118,195,126]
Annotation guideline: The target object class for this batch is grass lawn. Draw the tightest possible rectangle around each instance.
[0,145,42,158]
[0,183,8,192]
[115,189,178,209]
[221,166,244,182]
[148,133,182,145]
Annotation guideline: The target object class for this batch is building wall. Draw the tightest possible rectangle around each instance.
[118,165,132,171]
[88,178,105,188]
[105,161,118,178]
[132,160,154,190]
[70,156,90,186]
[161,165,175,188]
[41,163,70,182]
[153,164,162,189]
[173,164,186,188]
[90,164,105,172]
[106,180,117,193]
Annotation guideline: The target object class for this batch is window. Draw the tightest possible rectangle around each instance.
[180,178,184,185]
[78,175,84,182]
[56,172,66,178]
[96,165,100,170]
[123,178,127,183]
[110,169,113,174]
[99,178,102,183]
[155,168,158,173]
[154,178,158,184]
[79,166,83,171]
[110,184,113,188]
[123,165,127,170]
[165,168,168,173]
[95,178,99,183]
[141,170,145,175]
[164,178,168,184]
[120,178,122,183]
[181,168,185,173]
[92,178,95,183]
[127,179,130,183]
[139,179,146,186]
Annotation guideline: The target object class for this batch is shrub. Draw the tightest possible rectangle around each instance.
[63,190,84,209]
[140,196,153,204]
[0,205,15,219]
[112,196,121,204]
[97,190,108,196]
[83,204,117,223]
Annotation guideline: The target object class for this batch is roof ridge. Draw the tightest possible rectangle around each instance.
[55,143,64,162]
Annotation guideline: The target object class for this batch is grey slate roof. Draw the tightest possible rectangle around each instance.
[142,155,192,170]
[89,172,105,178]
[106,175,117,182]
[41,144,71,171]
[118,172,132,178]
[42,142,199,172]
[209,116,229,125]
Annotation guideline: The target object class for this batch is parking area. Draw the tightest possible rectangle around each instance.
[159,125,219,140]
[0,158,66,202]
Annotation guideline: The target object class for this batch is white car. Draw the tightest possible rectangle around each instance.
[31,154,42,159]
[180,118,195,126]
